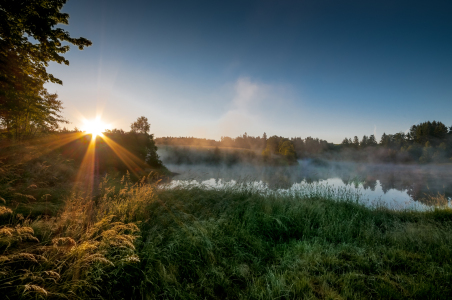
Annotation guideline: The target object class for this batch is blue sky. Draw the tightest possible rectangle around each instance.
[46,0,452,143]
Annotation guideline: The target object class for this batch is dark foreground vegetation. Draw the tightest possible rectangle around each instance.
[0,130,166,217]
[1,174,452,299]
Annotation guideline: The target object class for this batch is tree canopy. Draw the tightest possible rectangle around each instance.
[409,121,448,146]
[0,0,92,84]
[0,0,91,138]
[131,116,151,134]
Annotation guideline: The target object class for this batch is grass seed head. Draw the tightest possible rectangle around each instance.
[11,253,38,263]
[52,237,77,247]
[23,284,48,296]
[0,227,14,237]
[0,206,13,216]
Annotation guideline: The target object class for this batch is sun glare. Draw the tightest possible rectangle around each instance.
[83,118,108,137]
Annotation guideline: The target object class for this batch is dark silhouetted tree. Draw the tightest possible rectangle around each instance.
[368,134,377,146]
[360,135,368,148]
[353,136,360,149]
[131,116,151,134]
[341,137,350,146]
[0,0,91,138]
[0,0,92,84]
[380,133,390,147]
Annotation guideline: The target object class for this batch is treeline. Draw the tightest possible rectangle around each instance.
[156,133,332,154]
[156,132,267,150]
[159,146,262,166]
[156,133,332,165]
[157,120,452,165]
[341,121,452,163]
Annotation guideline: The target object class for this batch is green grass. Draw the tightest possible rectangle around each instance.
[2,179,452,299]
[133,185,452,299]
[1,136,452,299]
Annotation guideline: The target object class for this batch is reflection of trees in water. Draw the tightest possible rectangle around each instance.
[378,172,396,194]
[261,167,303,189]
[362,176,377,191]
[259,164,452,204]
[339,166,451,204]
[167,161,452,206]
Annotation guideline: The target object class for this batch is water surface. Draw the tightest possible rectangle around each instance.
[162,159,452,210]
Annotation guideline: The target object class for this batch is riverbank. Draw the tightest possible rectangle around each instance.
[1,180,451,299]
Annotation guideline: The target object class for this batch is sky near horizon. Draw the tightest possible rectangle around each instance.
[45,0,452,143]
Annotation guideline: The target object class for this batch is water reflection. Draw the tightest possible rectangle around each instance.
[164,159,452,208]
[168,177,421,210]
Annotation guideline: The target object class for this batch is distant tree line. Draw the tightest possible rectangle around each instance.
[156,132,267,150]
[341,121,452,163]
[159,146,261,166]
[156,120,452,164]
[156,133,333,165]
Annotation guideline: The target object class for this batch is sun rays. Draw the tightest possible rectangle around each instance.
[73,117,149,195]
[3,115,152,196]
[82,118,109,138]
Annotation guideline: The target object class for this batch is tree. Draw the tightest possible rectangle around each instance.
[341,137,350,146]
[393,132,406,149]
[0,50,68,138]
[0,0,92,84]
[105,128,125,135]
[130,116,151,134]
[0,0,91,138]
[409,121,448,146]
[353,136,359,149]
[129,116,164,169]
[262,136,297,163]
[360,135,368,148]
[264,135,280,155]
[11,88,66,138]
[279,140,297,162]
[368,134,377,146]
[380,133,389,146]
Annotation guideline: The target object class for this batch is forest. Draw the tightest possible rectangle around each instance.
[156,120,452,164]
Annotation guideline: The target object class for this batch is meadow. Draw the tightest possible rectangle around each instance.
[1,136,452,299]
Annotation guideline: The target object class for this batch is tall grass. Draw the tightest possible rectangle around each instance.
[138,184,452,299]
[0,138,78,217]
[0,174,147,298]
[1,175,452,299]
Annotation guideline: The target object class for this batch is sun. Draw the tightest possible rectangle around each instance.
[82,118,108,137]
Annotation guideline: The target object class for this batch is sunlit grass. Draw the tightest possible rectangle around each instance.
[2,176,452,299]
[2,136,452,299]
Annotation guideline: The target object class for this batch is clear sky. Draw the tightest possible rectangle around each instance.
[45,0,452,143]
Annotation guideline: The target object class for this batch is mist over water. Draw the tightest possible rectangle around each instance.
[158,148,452,210]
